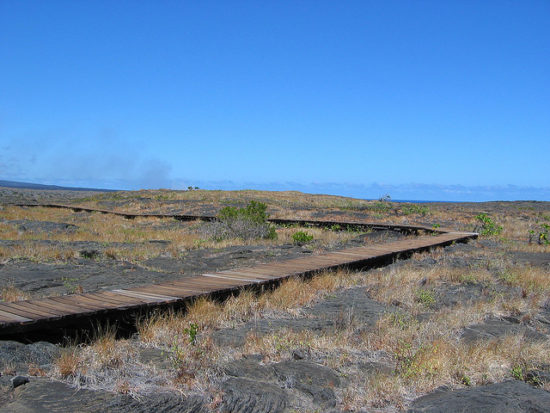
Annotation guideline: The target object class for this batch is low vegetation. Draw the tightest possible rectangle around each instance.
[475,213,503,236]
[291,230,313,245]
[2,188,550,411]
[200,201,277,241]
[0,285,30,302]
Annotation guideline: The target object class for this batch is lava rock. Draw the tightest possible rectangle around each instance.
[272,360,341,408]
[408,380,550,412]
[461,316,548,343]
[108,393,207,413]
[223,358,277,382]
[221,377,288,413]
[0,341,60,374]
[11,376,29,388]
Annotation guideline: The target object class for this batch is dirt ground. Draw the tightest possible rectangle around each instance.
[1,187,549,412]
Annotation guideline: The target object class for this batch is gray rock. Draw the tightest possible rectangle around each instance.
[526,365,550,387]
[510,251,550,268]
[6,220,79,234]
[433,283,512,309]
[461,316,548,343]
[11,376,29,388]
[305,287,394,327]
[272,360,341,407]
[1,378,114,413]
[107,393,207,413]
[1,377,207,413]
[223,358,277,382]
[138,347,172,370]
[0,341,60,374]
[357,361,394,375]
[212,287,396,349]
[408,380,550,412]
[212,318,334,348]
[292,348,308,360]
[79,249,101,259]
[221,377,288,413]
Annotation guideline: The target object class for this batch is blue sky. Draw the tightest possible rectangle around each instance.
[1,1,549,201]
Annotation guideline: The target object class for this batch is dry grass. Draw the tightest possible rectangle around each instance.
[55,348,82,378]
[0,243,77,262]
[5,191,546,408]
[43,239,550,408]
[53,325,153,394]
[0,205,370,263]
[498,266,550,294]
[0,285,30,302]
[239,299,550,411]
[138,269,354,347]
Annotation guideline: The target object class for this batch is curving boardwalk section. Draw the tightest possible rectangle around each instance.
[10,202,450,234]
[0,229,476,338]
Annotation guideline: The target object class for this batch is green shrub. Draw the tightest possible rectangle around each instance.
[402,204,429,216]
[292,231,313,245]
[218,200,269,224]
[416,289,436,308]
[475,213,503,236]
[511,365,524,381]
[529,223,549,245]
[368,201,393,214]
[183,322,199,345]
[201,201,277,241]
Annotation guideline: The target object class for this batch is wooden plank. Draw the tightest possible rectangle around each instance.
[28,299,86,316]
[130,285,194,298]
[219,271,278,281]
[120,288,179,300]
[61,294,123,310]
[156,280,214,294]
[48,296,106,311]
[0,304,44,321]
[203,273,264,283]
[0,308,33,323]
[111,290,174,302]
[4,302,63,318]
[177,276,249,288]
[88,291,146,306]
[226,267,285,276]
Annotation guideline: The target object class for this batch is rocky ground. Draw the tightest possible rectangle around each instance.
[1,187,549,412]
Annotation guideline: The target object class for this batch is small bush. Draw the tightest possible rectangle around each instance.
[416,289,436,308]
[200,201,277,241]
[402,204,429,216]
[529,223,549,245]
[475,213,503,236]
[292,231,313,245]
[511,365,524,381]
[368,201,393,214]
[218,200,269,224]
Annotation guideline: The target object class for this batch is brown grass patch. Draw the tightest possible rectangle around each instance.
[498,266,550,293]
[1,285,30,302]
[55,348,82,378]
[138,269,355,346]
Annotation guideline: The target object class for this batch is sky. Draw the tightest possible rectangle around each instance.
[1,1,549,201]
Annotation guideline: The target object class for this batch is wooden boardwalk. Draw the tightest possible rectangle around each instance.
[0,228,477,338]
[11,202,450,233]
